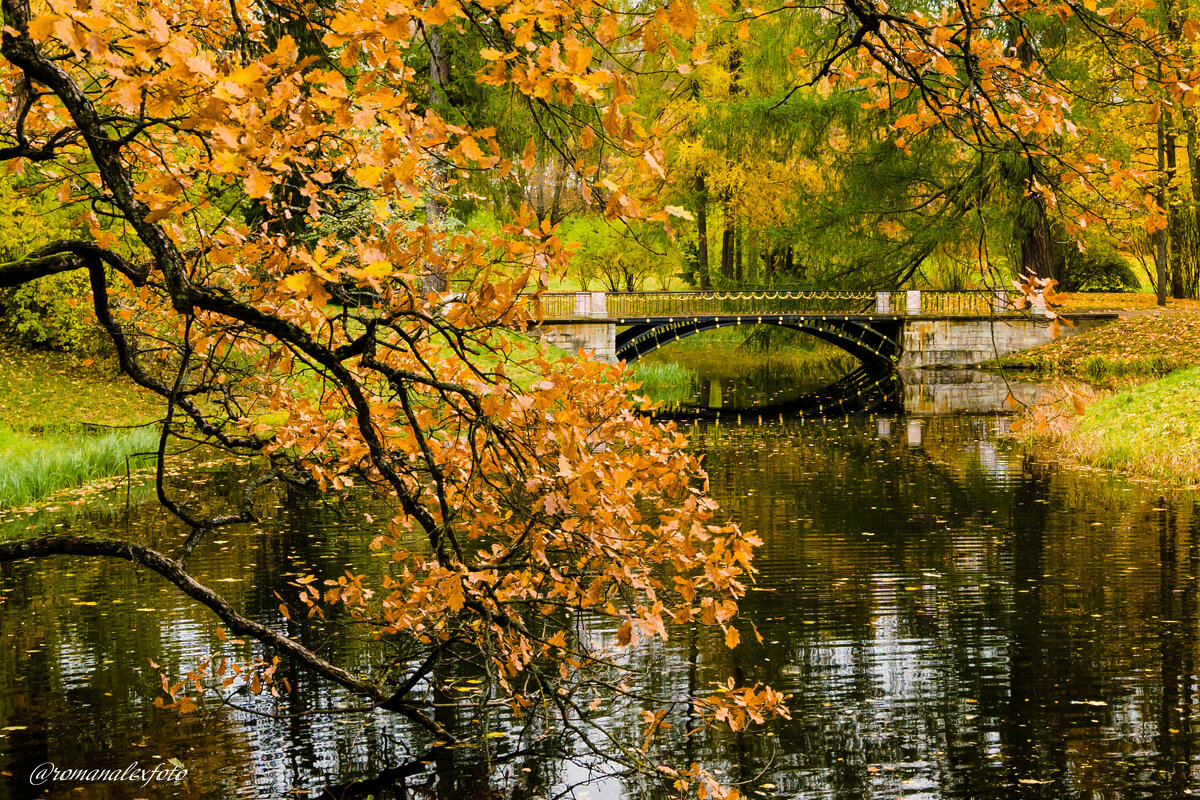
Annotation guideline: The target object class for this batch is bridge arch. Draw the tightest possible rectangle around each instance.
[615,316,903,368]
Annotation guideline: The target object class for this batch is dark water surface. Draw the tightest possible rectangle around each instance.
[2,414,1200,798]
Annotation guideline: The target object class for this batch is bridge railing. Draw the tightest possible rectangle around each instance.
[528,289,1019,319]
[605,290,879,318]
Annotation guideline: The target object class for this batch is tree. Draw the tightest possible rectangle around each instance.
[0,0,784,794]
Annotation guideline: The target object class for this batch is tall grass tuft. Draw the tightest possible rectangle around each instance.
[0,427,161,508]
[628,360,696,406]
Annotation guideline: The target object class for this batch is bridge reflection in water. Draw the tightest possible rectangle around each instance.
[649,364,1052,422]
[652,365,904,421]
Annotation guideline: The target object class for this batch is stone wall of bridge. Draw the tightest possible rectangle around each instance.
[538,322,617,363]
[897,314,1114,368]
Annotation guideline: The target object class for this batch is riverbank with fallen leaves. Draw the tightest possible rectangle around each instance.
[1002,307,1200,486]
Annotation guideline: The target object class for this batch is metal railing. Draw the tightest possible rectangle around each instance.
[526,289,1018,320]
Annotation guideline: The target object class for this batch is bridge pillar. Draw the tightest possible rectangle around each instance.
[906,290,922,315]
[875,291,891,313]
[540,291,617,363]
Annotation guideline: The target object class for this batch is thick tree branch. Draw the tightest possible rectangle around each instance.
[0,534,451,737]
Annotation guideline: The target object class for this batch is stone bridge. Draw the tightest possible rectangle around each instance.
[529,290,1116,368]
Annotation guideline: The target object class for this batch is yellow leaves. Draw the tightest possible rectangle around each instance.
[643,150,665,178]
[520,138,538,172]
[353,164,385,188]
[244,167,274,199]
[724,625,740,649]
[459,136,484,162]
[443,574,465,612]
[284,272,331,307]
[27,13,65,43]
[616,620,634,646]
[694,679,791,733]
[270,35,300,67]
[423,0,459,26]
[568,45,593,74]
[213,64,265,101]
[666,0,698,39]
[736,20,750,41]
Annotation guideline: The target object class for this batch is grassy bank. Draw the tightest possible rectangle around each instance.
[0,339,164,508]
[1001,306,1200,484]
[0,427,161,507]
[1056,292,1200,312]
[1037,367,1200,486]
[998,310,1200,381]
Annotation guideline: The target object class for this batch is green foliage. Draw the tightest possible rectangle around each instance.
[1059,240,1141,292]
[560,217,684,290]
[0,175,96,351]
[0,271,95,351]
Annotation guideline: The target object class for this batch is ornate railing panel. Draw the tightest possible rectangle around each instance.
[605,290,878,318]
[526,289,1017,319]
[534,293,578,319]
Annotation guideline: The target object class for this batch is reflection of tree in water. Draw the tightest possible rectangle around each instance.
[637,420,1200,799]
[8,424,1200,800]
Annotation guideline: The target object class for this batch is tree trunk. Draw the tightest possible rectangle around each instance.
[695,174,710,289]
[1166,106,1184,299]
[734,228,743,283]
[1186,107,1200,300]
[1158,108,1172,307]
[720,207,735,281]
[423,21,450,295]
[1019,201,1061,285]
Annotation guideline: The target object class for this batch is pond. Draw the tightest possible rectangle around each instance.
[2,372,1199,798]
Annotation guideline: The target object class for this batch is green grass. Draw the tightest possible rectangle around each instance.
[0,337,166,507]
[1053,367,1200,485]
[0,426,161,508]
[0,339,163,430]
[627,360,696,405]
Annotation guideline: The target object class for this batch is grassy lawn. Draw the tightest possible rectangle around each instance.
[1056,292,1200,312]
[1050,367,1200,486]
[1002,301,1200,485]
[0,339,163,431]
[0,339,164,508]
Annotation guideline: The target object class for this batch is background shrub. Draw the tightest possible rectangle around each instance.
[1059,240,1141,292]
